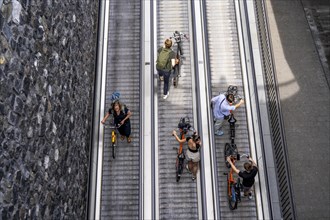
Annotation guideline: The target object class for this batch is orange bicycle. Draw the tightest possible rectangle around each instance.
[223,113,242,210]
[173,117,192,182]
[224,155,242,210]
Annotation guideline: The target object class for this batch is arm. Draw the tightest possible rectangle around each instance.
[171,58,179,67]
[249,157,258,168]
[234,99,244,109]
[172,130,186,143]
[226,156,240,174]
[101,112,111,124]
[120,110,132,125]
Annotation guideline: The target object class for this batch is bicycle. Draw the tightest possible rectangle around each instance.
[105,122,121,159]
[173,116,192,182]
[170,31,188,88]
[223,103,242,210]
[224,156,242,210]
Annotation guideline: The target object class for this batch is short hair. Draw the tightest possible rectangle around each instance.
[244,162,253,172]
[226,94,234,103]
[164,39,172,48]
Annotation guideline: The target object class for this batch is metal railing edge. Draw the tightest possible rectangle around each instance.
[87,0,109,219]
[191,0,217,219]
[257,0,297,218]
[140,0,155,219]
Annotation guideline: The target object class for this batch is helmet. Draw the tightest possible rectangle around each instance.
[110,91,120,102]
[178,117,191,134]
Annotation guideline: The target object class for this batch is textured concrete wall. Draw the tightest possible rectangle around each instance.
[0,0,98,219]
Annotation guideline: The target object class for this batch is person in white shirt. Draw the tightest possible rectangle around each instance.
[211,93,244,136]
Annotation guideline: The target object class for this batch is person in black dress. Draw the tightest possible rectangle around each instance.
[101,100,132,143]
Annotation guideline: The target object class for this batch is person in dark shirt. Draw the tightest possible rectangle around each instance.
[226,156,258,199]
[101,100,132,143]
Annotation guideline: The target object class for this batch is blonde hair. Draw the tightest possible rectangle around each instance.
[164,39,172,48]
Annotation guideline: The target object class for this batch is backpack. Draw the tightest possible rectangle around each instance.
[156,48,171,70]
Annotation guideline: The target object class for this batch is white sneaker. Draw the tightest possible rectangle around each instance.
[163,91,169,99]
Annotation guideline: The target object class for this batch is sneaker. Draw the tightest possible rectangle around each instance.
[127,136,131,143]
[159,76,164,81]
[163,91,169,99]
[248,193,252,200]
[192,176,196,181]
[214,130,224,136]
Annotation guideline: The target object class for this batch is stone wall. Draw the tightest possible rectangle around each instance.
[0,0,98,219]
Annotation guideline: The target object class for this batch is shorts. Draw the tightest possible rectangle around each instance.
[186,149,200,162]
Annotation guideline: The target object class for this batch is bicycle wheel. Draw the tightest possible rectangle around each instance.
[228,184,238,210]
[224,143,231,168]
[111,131,116,159]
[173,64,180,88]
[112,143,116,159]
[176,158,181,182]
[236,178,242,202]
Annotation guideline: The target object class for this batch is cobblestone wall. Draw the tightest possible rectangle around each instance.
[0,0,98,219]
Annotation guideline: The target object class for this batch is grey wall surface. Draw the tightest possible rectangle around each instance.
[0,0,98,219]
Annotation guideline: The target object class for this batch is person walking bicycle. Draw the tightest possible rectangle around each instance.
[101,100,132,143]
[172,130,201,181]
[226,156,258,199]
[211,93,244,136]
[156,39,178,99]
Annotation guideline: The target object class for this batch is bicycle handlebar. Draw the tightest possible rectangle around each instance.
[169,31,189,42]
[104,123,122,129]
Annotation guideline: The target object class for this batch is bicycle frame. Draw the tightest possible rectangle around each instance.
[108,119,122,159]
[109,124,118,159]
[224,159,242,210]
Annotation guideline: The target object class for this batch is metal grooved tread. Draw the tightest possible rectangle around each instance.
[157,0,198,219]
[205,1,258,219]
[100,0,141,219]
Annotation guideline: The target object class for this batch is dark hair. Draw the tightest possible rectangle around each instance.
[244,162,253,172]
[226,94,234,103]
[192,133,200,142]
[111,100,122,111]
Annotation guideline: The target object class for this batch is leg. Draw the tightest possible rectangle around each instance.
[163,71,171,95]
[243,186,252,197]
[158,69,164,80]
[214,118,224,135]
[191,162,199,178]
[188,160,194,173]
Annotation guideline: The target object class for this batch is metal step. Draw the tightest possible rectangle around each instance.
[100,0,141,219]
[205,0,258,219]
[157,0,199,219]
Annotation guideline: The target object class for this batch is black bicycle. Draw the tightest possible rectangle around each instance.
[170,31,188,88]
